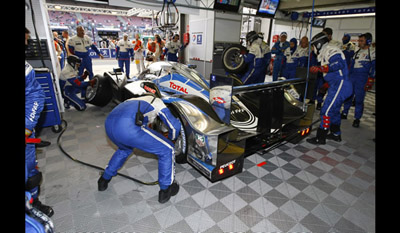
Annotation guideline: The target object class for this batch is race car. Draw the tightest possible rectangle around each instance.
[85,61,315,182]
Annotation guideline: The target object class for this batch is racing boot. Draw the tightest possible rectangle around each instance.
[341,112,347,119]
[158,181,179,204]
[98,175,111,191]
[327,124,342,142]
[352,119,360,128]
[306,127,328,145]
[32,198,54,217]
[316,102,322,110]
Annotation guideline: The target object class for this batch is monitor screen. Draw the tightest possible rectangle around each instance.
[256,0,280,18]
[213,0,241,13]
[312,18,326,28]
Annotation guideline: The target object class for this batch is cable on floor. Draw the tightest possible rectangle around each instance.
[57,120,159,186]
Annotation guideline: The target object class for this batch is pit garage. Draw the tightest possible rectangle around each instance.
[25,0,375,232]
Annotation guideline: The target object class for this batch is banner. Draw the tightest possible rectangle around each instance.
[88,48,117,58]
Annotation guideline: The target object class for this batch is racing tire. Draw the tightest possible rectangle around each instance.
[221,44,248,74]
[174,115,188,164]
[85,74,112,107]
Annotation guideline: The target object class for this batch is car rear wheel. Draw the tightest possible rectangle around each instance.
[222,44,248,74]
[85,74,112,107]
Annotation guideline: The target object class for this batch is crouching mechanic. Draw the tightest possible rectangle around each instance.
[60,55,95,111]
[97,84,182,203]
[307,32,353,144]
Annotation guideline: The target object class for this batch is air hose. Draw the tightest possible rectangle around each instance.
[57,120,158,186]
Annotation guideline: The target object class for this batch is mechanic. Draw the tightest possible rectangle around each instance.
[258,32,271,80]
[296,36,310,68]
[239,31,265,85]
[68,26,104,79]
[341,33,375,128]
[282,38,298,79]
[132,33,145,75]
[271,32,290,81]
[164,34,187,62]
[25,27,54,217]
[307,32,353,144]
[97,88,182,204]
[59,55,95,111]
[147,34,164,62]
[323,27,342,48]
[116,33,134,79]
[341,33,356,69]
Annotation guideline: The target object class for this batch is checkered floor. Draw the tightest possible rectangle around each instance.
[36,87,375,232]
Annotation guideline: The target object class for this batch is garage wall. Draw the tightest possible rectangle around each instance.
[268,16,375,46]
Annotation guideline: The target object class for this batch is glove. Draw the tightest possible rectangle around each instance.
[89,79,97,87]
[310,65,329,73]
[81,70,89,79]
[319,82,330,94]
[364,77,374,91]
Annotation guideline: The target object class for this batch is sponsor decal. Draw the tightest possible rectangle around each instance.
[169,81,188,94]
[219,160,236,169]
[212,96,226,104]
[195,133,205,147]
[143,85,156,94]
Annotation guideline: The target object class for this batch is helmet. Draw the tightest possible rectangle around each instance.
[310,32,329,54]
[67,55,81,70]
[246,31,260,45]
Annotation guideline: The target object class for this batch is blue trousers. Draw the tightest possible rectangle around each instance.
[26,132,40,199]
[272,57,285,81]
[78,56,94,80]
[118,59,131,78]
[167,53,178,62]
[342,73,369,119]
[103,101,175,190]
[282,63,297,79]
[320,79,352,134]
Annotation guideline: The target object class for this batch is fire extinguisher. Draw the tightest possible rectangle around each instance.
[183,32,190,45]
[272,35,279,43]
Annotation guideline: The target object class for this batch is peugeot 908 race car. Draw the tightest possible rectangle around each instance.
[85,61,314,182]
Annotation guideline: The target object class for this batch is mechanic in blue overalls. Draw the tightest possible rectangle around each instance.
[271,32,290,81]
[116,33,134,78]
[68,26,104,80]
[341,33,375,128]
[307,32,353,144]
[59,55,95,111]
[341,33,355,69]
[25,27,54,217]
[164,34,187,62]
[97,86,182,203]
[282,38,298,79]
[240,31,265,85]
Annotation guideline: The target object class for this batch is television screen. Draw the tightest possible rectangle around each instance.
[312,18,326,28]
[213,0,241,13]
[256,0,280,18]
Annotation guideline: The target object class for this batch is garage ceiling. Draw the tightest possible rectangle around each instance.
[242,0,375,11]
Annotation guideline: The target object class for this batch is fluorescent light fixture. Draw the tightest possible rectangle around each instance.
[316,12,375,19]
[54,5,62,10]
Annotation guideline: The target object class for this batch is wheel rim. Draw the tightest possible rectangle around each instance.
[85,77,99,101]
[223,47,244,71]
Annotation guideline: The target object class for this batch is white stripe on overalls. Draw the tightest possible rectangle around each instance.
[324,78,343,117]
[141,127,175,185]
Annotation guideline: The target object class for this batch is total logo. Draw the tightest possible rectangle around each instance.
[169,82,188,94]
[213,97,226,104]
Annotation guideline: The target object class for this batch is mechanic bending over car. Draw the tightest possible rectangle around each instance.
[239,31,267,85]
[97,86,182,203]
[307,32,353,145]
[59,55,96,111]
